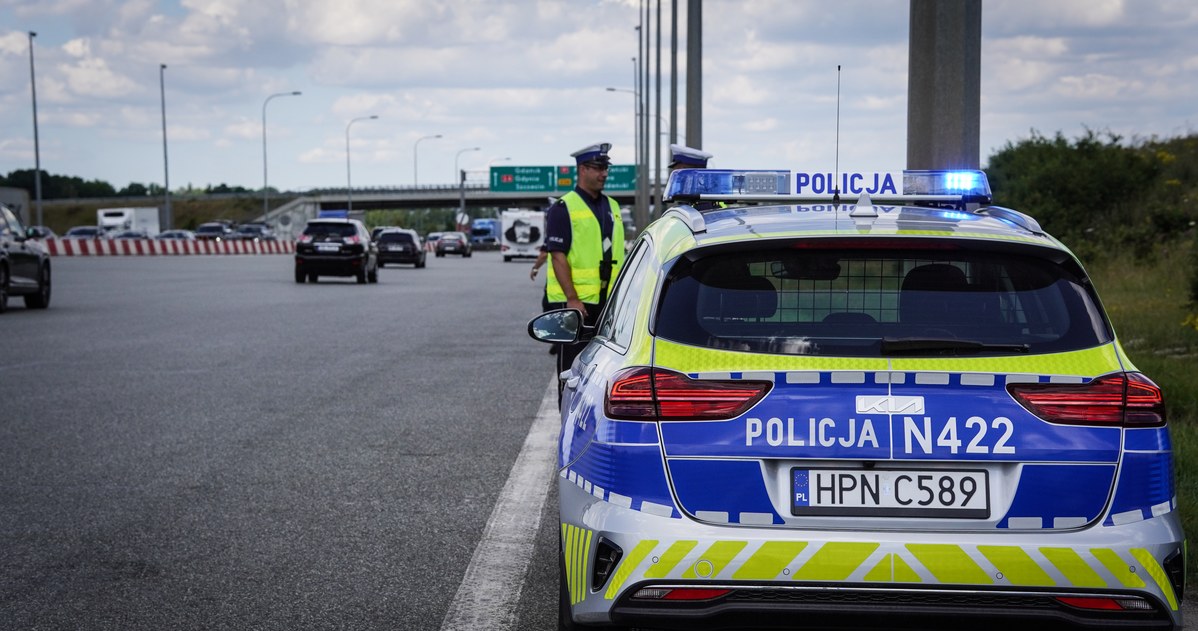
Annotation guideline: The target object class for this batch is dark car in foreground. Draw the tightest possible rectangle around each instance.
[294,218,378,284]
[435,231,472,257]
[0,204,51,313]
[376,228,426,268]
[530,168,1185,630]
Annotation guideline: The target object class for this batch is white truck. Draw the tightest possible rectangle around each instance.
[97,207,161,237]
[500,209,545,262]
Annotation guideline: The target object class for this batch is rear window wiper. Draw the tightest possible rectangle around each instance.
[880,337,1030,356]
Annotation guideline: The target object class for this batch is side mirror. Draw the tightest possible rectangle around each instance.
[528,308,582,344]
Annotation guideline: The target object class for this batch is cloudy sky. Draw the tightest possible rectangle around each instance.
[0,0,1195,194]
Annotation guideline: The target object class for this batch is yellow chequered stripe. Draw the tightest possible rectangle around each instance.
[606,538,1176,607]
[682,541,748,578]
[793,542,879,581]
[604,540,658,600]
[732,541,808,580]
[1092,548,1146,589]
[653,339,1119,377]
[978,546,1055,587]
[643,540,698,579]
[561,524,593,605]
[907,544,992,585]
[655,338,889,373]
[1040,547,1105,588]
[1130,548,1178,611]
[890,344,1120,375]
[863,553,923,583]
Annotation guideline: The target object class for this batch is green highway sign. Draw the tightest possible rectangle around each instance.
[490,166,557,193]
[604,165,636,192]
[490,165,636,194]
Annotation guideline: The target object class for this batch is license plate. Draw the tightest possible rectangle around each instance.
[316,243,340,252]
[387,245,405,251]
[791,468,989,518]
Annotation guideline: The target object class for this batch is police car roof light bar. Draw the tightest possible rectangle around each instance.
[665,168,992,207]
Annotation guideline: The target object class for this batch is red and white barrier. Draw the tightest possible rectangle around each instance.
[44,239,295,256]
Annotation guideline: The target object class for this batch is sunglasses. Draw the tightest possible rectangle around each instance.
[582,163,610,171]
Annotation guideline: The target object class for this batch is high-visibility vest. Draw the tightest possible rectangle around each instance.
[546,191,624,304]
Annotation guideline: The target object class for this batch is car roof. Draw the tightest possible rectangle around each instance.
[647,201,1065,264]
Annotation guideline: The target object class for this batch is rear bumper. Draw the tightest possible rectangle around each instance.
[610,584,1176,630]
[378,250,422,264]
[559,480,1185,630]
[295,254,367,276]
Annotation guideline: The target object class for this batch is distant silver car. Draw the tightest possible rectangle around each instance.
[63,226,107,240]
[156,230,197,241]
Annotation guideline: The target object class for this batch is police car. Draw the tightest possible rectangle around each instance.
[529,169,1185,630]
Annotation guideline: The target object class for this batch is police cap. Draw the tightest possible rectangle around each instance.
[572,142,612,167]
[669,144,713,168]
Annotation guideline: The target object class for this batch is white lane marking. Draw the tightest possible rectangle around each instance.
[440,376,560,631]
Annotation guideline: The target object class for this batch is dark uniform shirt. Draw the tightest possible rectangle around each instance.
[544,186,615,256]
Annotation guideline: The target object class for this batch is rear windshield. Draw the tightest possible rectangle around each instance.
[655,247,1112,357]
[303,223,356,238]
[378,232,414,244]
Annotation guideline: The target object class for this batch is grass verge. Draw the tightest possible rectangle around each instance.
[1084,238,1198,594]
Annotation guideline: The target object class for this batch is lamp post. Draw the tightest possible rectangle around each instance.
[607,84,640,222]
[28,31,42,227]
[488,157,511,166]
[413,134,442,185]
[346,115,379,213]
[160,64,170,230]
[262,91,302,218]
[455,147,480,228]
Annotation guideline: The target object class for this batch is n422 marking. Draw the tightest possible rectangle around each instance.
[903,416,1015,455]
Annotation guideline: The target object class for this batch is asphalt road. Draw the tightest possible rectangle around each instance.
[1,252,1193,630]
[0,251,559,630]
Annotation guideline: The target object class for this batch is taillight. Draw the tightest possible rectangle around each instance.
[298,234,312,243]
[345,235,361,244]
[1007,372,1165,427]
[606,367,771,421]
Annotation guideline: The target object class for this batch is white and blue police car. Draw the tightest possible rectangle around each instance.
[529,169,1185,630]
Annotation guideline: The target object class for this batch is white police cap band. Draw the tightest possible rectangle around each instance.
[572,142,612,165]
[669,143,713,167]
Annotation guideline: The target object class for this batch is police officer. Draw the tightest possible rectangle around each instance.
[668,144,726,211]
[545,142,625,375]
[668,143,713,171]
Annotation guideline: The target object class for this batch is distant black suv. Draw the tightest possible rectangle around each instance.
[375,228,426,268]
[294,218,378,284]
[0,204,52,313]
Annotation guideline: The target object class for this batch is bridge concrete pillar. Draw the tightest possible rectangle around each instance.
[906,0,981,170]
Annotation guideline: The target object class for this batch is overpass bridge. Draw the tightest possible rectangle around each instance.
[265,183,645,240]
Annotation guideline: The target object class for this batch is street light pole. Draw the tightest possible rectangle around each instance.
[655,0,663,218]
[345,115,379,214]
[28,32,42,227]
[413,134,442,185]
[160,64,170,230]
[455,147,480,228]
[262,91,302,218]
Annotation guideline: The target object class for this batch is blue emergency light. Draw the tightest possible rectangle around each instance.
[664,170,790,199]
[903,170,991,199]
[665,168,992,206]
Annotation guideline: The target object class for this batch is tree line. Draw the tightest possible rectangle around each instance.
[0,169,259,199]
